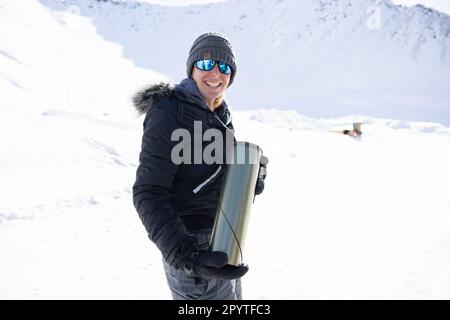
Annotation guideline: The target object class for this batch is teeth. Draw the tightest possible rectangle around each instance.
[205,81,220,88]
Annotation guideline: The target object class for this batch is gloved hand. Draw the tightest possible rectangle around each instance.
[178,250,249,280]
[255,155,268,196]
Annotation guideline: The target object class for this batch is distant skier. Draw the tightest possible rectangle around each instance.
[131,32,267,300]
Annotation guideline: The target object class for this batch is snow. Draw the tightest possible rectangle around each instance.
[392,0,450,16]
[38,0,450,125]
[139,0,226,6]
[1,0,450,299]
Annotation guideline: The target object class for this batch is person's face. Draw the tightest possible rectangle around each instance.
[191,59,231,105]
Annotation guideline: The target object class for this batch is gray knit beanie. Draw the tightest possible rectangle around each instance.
[186,32,237,87]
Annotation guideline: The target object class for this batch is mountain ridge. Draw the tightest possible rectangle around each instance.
[32,0,450,124]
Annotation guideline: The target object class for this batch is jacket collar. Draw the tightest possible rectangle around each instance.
[131,80,232,128]
[174,78,232,127]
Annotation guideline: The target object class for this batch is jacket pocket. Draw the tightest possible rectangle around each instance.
[192,165,222,194]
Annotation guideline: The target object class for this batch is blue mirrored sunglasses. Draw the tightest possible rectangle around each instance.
[194,59,232,75]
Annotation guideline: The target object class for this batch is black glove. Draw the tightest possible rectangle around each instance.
[178,250,249,280]
[255,155,268,196]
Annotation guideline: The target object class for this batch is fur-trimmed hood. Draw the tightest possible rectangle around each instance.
[132,82,173,115]
[132,79,232,128]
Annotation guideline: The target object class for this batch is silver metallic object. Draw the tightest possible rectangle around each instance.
[209,141,267,266]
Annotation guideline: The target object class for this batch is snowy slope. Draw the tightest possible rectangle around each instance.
[0,0,167,119]
[0,0,168,299]
[1,0,450,300]
[39,0,450,124]
[2,105,450,299]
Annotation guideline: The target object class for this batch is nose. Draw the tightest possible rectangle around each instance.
[210,64,221,76]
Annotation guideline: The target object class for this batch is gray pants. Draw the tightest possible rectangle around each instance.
[162,230,242,300]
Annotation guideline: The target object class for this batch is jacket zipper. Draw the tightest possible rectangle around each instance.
[192,165,222,194]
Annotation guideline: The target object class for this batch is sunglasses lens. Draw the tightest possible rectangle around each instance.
[204,59,216,71]
[219,62,232,75]
[195,59,215,71]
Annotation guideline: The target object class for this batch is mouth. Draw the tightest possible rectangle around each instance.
[204,81,222,88]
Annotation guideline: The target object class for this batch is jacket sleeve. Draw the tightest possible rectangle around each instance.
[132,103,191,265]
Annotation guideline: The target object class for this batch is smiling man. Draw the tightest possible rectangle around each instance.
[132,32,267,300]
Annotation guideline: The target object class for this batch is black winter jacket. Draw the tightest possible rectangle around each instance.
[132,81,234,265]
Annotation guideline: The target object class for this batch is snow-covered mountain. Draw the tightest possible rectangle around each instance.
[39,0,450,124]
[0,0,167,120]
